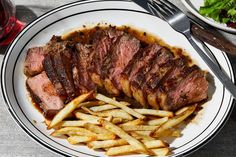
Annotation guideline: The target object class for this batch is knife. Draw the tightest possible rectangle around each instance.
[132,0,236,55]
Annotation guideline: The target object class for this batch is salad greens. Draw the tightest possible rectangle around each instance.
[199,0,236,25]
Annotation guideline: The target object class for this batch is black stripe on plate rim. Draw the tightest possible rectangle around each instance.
[1,0,234,157]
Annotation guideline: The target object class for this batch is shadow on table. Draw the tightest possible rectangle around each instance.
[0,6,37,54]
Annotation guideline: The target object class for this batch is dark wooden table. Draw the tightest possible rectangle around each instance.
[0,0,236,156]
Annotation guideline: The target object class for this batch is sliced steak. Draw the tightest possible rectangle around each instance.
[43,55,67,101]
[52,52,75,102]
[24,47,47,76]
[90,28,123,86]
[75,43,95,93]
[142,48,174,109]
[102,34,140,95]
[161,69,208,110]
[26,71,64,119]
[47,40,76,102]
[120,48,144,97]
[154,59,201,110]
[146,58,187,110]
[128,44,163,107]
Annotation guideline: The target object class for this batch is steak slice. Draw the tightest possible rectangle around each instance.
[120,48,144,97]
[43,55,67,102]
[128,44,163,107]
[90,28,123,86]
[147,58,188,110]
[102,34,140,95]
[24,47,47,76]
[26,71,64,119]
[143,48,174,109]
[161,70,208,110]
[48,40,76,102]
[149,59,201,111]
[52,52,75,102]
[75,43,95,93]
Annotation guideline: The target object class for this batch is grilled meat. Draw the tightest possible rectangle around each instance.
[26,71,64,119]
[24,47,47,76]
[25,27,209,113]
[102,34,140,95]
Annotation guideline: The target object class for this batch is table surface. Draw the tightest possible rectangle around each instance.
[1,0,236,156]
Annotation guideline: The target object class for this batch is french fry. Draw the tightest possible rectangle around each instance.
[112,118,123,124]
[67,135,96,145]
[130,132,155,141]
[90,104,118,112]
[134,109,173,117]
[74,111,101,121]
[89,102,130,112]
[95,94,145,119]
[61,120,98,127]
[134,131,152,136]
[175,106,189,115]
[152,148,170,156]
[121,125,159,131]
[106,140,166,156]
[49,91,93,128]
[88,139,128,149]
[147,117,169,126]
[99,119,151,155]
[120,119,144,126]
[84,123,115,136]
[82,107,133,120]
[50,127,94,137]
[77,101,105,108]
[151,105,196,137]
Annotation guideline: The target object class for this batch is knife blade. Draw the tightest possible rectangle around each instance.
[132,0,236,55]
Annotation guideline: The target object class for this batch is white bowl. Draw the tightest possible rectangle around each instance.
[181,0,236,34]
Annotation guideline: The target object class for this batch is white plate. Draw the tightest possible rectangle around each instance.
[1,0,234,156]
[181,0,236,34]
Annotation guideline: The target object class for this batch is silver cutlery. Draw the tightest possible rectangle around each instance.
[132,0,236,99]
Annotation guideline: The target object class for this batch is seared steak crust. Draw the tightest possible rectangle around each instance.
[43,55,67,101]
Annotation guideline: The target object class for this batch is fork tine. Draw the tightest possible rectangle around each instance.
[159,0,180,12]
[151,1,173,20]
[148,2,169,21]
[156,0,176,14]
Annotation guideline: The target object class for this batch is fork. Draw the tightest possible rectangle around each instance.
[145,0,236,99]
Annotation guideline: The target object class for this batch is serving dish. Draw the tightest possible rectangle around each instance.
[1,0,234,156]
[181,0,236,34]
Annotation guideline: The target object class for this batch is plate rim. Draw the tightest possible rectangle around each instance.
[1,0,235,156]
[181,0,236,34]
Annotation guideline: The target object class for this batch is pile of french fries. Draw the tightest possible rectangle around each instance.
[47,91,197,156]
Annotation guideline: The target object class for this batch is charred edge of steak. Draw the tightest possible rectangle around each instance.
[52,52,75,102]
[161,69,208,111]
[76,43,96,94]
[61,49,77,95]
[71,49,81,94]
[24,47,46,77]
[43,54,67,101]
